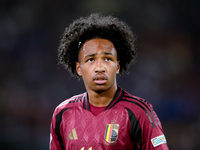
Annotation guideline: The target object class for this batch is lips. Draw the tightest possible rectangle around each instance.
[93,74,107,85]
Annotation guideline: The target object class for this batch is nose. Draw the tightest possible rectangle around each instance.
[95,60,105,73]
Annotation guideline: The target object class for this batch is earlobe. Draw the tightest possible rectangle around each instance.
[75,62,82,76]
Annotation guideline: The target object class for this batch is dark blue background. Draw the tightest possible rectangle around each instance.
[0,0,199,149]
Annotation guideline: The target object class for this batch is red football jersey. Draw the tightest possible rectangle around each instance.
[50,87,169,150]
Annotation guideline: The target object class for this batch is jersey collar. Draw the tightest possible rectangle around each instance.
[83,86,123,111]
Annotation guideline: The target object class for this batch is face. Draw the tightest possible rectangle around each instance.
[76,38,120,93]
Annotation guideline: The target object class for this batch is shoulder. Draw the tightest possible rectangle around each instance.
[120,89,148,111]
[119,89,161,128]
[53,93,86,116]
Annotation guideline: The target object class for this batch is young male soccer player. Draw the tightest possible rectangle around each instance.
[50,13,169,150]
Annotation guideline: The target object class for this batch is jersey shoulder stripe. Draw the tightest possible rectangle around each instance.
[56,93,86,109]
[53,93,86,149]
[121,92,160,128]
[122,98,156,128]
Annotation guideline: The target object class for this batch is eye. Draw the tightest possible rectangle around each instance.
[105,57,112,61]
[86,58,94,62]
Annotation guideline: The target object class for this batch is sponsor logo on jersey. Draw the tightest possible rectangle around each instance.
[104,124,119,143]
[151,135,166,147]
[67,128,78,140]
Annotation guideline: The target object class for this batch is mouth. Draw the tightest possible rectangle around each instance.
[93,74,107,85]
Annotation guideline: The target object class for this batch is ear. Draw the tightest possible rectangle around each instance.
[75,62,82,76]
[116,61,120,74]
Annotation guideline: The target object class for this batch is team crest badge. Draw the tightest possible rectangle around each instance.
[104,124,119,143]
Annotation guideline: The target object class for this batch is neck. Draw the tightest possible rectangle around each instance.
[87,85,118,107]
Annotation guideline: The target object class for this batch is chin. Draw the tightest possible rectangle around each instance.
[93,84,110,93]
[95,90,105,94]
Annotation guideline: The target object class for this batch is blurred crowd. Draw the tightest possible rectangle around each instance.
[0,0,200,149]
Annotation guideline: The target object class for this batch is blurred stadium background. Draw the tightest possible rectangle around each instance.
[0,0,200,149]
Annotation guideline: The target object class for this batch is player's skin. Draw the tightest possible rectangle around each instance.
[76,38,120,107]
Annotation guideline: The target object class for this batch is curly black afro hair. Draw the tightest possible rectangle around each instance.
[58,13,137,77]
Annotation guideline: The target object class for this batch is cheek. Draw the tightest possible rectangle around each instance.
[80,65,90,77]
[109,64,118,75]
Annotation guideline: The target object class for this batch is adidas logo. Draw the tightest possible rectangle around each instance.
[67,128,78,140]
[81,147,92,150]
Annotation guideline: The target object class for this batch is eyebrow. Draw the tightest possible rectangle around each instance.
[104,52,114,56]
[84,52,114,58]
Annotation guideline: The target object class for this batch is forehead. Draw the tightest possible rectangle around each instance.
[80,38,117,55]
[83,38,114,49]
